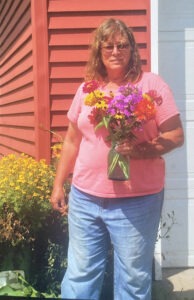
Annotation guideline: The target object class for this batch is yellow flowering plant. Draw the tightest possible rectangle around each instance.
[0,153,55,246]
[0,153,71,297]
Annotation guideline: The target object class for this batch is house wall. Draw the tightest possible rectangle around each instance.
[158,0,194,267]
[0,0,50,161]
[0,0,151,161]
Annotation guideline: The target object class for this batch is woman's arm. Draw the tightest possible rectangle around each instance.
[50,122,82,214]
[116,114,184,159]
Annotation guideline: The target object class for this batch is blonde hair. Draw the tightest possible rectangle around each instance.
[85,18,142,82]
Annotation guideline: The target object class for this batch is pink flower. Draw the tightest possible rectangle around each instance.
[147,90,163,105]
[83,80,100,93]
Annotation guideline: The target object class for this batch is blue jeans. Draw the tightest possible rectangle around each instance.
[61,186,164,300]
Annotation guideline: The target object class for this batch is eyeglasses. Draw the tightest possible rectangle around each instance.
[101,43,130,53]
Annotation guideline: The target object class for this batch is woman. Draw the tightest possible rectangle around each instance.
[50,18,184,300]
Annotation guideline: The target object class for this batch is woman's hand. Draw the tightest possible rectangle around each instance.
[50,186,68,216]
[115,140,135,157]
[115,141,143,159]
[50,121,81,216]
[115,115,184,159]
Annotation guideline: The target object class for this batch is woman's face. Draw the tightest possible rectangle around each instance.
[101,34,131,76]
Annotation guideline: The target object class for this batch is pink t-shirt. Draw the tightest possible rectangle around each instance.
[67,72,179,198]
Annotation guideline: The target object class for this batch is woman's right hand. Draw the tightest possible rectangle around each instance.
[50,187,68,216]
[50,122,81,216]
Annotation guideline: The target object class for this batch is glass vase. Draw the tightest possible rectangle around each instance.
[107,144,130,181]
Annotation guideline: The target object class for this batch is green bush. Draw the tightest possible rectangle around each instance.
[0,153,68,297]
[0,153,55,246]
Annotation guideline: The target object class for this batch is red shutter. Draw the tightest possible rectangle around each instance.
[48,0,151,143]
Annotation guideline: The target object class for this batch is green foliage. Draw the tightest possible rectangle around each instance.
[0,153,55,246]
[43,239,68,294]
[0,271,57,298]
[0,153,69,297]
[31,211,68,295]
[0,211,68,297]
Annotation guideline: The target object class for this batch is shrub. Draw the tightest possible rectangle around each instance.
[0,153,70,297]
[0,153,55,246]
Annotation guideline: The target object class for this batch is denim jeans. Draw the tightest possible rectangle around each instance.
[61,185,164,300]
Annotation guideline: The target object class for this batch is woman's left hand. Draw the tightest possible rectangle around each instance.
[115,114,184,159]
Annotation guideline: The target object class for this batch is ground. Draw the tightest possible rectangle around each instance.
[152,268,194,300]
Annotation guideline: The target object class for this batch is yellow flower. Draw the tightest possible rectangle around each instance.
[115,113,124,119]
[143,93,152,102]
[95,100,108,110]
[84,90,105,106]
[84,93,97,106]
[33,192,39,197]
[94,90,105,99]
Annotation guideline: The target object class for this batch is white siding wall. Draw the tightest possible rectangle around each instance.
[158,0,194,267]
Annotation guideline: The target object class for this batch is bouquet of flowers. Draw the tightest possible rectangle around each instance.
[83,80,162,181]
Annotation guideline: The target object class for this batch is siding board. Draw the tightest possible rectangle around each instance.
[0,145,21,156]
[0,99,34,114]
[50,63,85,79]
[50,48,148,63]
[0,54,33,85]
[48,0,149,12]
[0,126,35,142]
[0,0,12,27]
[49,31,147,46]
[0,135,35,156]
[50,81,82,96]
[0,85,33,105]
[0,42,32,76]
[0,1,31,56]
[51,97,72,111]
[0,114,34,127]
[0,25,32,66]
[0,69,33,95]
[49,14,147,29]
[51,113,69,128]
[49,48,89,62]
[0,0,26,38]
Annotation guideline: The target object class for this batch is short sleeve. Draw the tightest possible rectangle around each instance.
[67,83,85,123]
[152,75,180,126]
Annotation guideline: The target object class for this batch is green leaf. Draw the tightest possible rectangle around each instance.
[0,285,29,297]
[108,152,120,176]
[103,116,110,129]
[94,116,110,131]
[118,158,129,178]
[95,120,105,131]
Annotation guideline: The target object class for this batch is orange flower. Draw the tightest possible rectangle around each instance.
[134,97,156,122]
